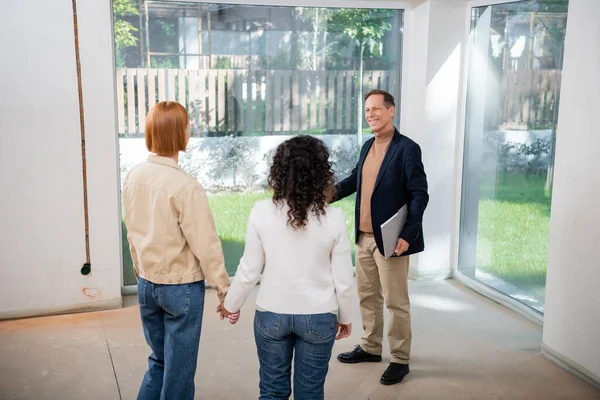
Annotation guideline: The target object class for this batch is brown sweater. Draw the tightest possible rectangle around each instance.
[359,136,392,233]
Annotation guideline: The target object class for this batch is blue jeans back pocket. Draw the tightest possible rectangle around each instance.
[157,284,193,317]
[255,311,281,334]
[306,313,337,341]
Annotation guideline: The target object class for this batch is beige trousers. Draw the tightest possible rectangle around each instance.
[356,234,411,364]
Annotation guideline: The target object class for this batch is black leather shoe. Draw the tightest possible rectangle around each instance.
[380,362,409,385]
[337,345,382,364]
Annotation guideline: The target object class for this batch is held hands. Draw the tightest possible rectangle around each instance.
[217,303,240,325]
[336,323,352,340]
[394,238,409,256]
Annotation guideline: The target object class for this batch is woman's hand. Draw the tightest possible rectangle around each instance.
[336,322,352,340]
[227,311,240,324]
[216,303,240,324]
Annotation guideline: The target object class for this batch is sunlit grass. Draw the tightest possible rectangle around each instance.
[476,173,551,288]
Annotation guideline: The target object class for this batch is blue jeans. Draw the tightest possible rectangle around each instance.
[136,278,205,400]
[254,311,337,400]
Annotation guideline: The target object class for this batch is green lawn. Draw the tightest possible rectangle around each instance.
[122,193,356,284]
[475,173,551,288]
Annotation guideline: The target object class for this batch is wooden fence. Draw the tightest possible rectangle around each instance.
[116,68,398,136]
[501,69,561,130]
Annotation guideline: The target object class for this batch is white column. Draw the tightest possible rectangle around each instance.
[402,0,469,279]
[542,0,600,386]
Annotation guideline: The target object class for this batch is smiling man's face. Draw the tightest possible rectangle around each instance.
[365,94,395,137]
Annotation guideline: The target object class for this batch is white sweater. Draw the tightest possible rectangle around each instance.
[223,200,356,324]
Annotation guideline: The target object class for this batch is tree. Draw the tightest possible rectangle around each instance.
[325,9,394,145]
[113,0,139,66]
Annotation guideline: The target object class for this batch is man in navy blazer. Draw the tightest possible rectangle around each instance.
[331,89,428,385]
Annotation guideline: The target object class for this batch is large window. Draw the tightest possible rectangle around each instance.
[458,0,568,312]
[114,0,404,285]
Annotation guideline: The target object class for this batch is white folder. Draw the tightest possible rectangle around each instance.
[380,205,408,259]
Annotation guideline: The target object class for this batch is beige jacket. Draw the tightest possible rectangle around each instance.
[122,155,229,302]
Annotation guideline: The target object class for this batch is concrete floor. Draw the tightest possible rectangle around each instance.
[0,280,598,400]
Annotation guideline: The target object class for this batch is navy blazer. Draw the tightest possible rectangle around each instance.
[333,128,429,256]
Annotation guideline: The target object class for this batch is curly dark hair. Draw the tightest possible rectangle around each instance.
[268,135,335,230]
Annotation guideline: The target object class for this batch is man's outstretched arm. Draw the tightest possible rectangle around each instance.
[330,163,359,203]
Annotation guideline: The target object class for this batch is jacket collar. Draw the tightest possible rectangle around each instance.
[147,154,184,172]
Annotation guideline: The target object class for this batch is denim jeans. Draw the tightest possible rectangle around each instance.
[254,310,337,400]
[136,278,205,400]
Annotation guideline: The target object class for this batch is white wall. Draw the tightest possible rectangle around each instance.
[542,0,600,384]
[403,0,468,278]
[0,0,122,318]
